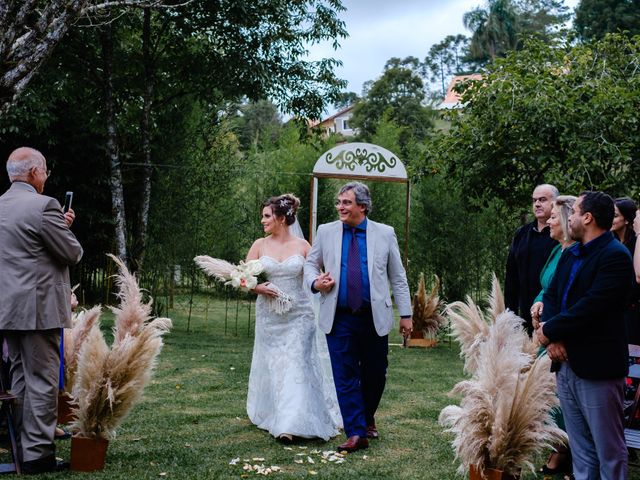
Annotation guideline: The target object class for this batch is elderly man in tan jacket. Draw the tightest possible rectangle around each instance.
[0,147,83,474]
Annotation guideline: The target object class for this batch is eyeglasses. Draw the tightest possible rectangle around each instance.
[335,200,354,207]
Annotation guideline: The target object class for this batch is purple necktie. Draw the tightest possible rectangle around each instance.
[347,227,363,312]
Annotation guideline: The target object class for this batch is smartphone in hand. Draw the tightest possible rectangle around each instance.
[62,191,73,213]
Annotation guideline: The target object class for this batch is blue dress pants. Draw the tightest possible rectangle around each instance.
[557,362,627,480]
[326,310,388,438]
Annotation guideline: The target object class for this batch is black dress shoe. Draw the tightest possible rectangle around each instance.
[336,435,369,453]
[539,451,572,475]
[22,454,69,475]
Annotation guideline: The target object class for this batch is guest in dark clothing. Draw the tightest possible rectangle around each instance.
[613,197,640,343]
[505,184,558,334]
[537,191,633,480]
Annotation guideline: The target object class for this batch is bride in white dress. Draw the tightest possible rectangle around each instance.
[245,194,341,442]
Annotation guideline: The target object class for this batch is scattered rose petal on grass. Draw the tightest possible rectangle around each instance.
[229,458,240,465]
[252,458,265,461]
[362,455,368,460]
[309,471,317,475]
[294,459,303,464]
[283,447,293,451]
[159,473,167,477]
[185,443,192,448]
[307,457,314,464]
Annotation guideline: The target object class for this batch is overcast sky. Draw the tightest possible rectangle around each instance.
[308,0,580,114]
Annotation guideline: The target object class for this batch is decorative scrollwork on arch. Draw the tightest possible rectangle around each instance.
[325,147,397,173]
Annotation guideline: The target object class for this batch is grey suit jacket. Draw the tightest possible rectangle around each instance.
[0,182,83,330]
[304,219,412,336]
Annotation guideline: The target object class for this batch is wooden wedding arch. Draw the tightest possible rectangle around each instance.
[308,142,410,263]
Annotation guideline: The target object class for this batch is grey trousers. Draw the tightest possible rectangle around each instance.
[5,329,60,462]
[557,362,627,480]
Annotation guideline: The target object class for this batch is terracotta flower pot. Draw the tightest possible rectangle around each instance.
[410,329,424,340]
[57,392,77,424]
[407,329,438,348]
[70,435,109,472]
[469,464,520,480]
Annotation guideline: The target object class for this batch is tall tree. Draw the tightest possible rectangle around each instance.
[423,34,473,96]
[333,91,359,110]
[516,0,570,39]
[0,0,184,115]
[463,0,519,61]
[233,100,283,150]
[463,0,570,64]
[351,57,434,151]
[575,0,640,40]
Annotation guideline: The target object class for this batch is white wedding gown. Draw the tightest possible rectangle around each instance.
[247,255,342,440]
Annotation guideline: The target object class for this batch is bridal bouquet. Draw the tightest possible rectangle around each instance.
[194,256,292,314]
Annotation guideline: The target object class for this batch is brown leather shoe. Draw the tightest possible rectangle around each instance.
[366,424,379,439]
[337,435,369,453]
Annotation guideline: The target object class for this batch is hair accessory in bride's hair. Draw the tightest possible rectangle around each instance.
[286,207,294,217]
[279,198,288,208]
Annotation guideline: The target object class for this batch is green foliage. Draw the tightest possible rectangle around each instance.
[418,34,640,211]
[464,0,519,61]
[232,100,283,151]
[463,0,570,63]
[423,34,476,97]
[409,175,514,301]
[351,57,435,152]
[575,0,640,41]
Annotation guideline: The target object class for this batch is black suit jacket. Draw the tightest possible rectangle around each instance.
[505,221,556,332]
[541,231,633,379]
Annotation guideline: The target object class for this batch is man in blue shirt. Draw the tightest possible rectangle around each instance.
[537,191,633,480]
[305,182,412,453]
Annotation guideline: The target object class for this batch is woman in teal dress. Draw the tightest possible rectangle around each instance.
[530,195,576,476]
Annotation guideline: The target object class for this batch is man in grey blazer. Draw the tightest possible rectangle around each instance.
[304,182,412,453]
[0,147,83,474]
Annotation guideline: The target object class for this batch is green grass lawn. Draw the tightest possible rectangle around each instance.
[36,296,640,479]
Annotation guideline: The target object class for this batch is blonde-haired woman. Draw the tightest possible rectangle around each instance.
[245,194,341,443]
[530,195,576,476]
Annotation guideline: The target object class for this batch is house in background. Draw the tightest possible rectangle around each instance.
[436,74,482,110]
[314,105,357,137]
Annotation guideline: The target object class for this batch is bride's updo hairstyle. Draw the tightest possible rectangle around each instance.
[264,193,300,226]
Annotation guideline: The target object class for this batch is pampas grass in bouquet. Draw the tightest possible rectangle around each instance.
[70,254,172,440]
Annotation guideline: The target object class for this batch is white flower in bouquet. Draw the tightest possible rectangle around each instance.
[228,260,264,291]
[194,256,292,314]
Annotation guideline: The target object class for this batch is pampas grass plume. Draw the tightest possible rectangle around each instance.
[63,305,102,392]
[108,254,153,344]
[72,255,172,440]
[446,296,490,374]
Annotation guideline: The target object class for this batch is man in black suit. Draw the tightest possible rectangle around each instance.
[537,191,633,480]
[505,184,558,334]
